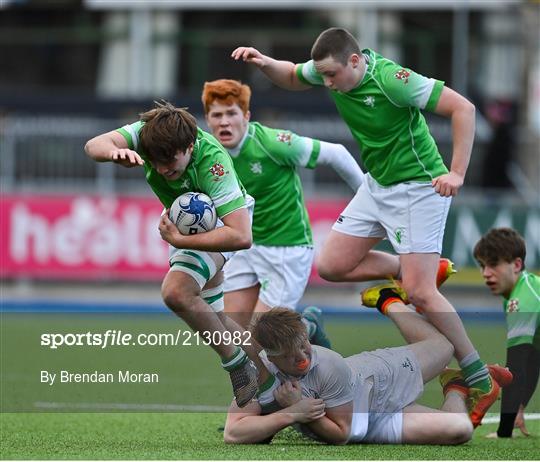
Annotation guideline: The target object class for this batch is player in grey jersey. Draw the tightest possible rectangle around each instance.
[224,299,511,445]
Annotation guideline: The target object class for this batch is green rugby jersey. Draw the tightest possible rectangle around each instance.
[504,271,540,348]
[226,122,320,246]
[117,121,246,217]
[296,49,448,186]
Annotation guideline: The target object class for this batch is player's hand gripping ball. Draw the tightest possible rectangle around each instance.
[169,192,217,235]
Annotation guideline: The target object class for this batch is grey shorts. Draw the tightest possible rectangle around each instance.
[346,345,424,444]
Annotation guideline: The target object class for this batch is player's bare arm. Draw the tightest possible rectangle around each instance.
[303,401,353,445]
[84,130,144,168]
[231,46,310,91]
[224,397,326,444]
[159,207,252,252]
[431,86,475,197]
[272,380,349,444]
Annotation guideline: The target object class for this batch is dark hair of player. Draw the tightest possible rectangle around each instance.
[139,100,197,164]
[474,227,527,270]
[311,27,361,66]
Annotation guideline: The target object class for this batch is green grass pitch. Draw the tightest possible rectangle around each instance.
[1,312,538,459]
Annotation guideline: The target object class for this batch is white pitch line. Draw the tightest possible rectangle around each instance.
[34,401,228,412]
[481,413,540,424]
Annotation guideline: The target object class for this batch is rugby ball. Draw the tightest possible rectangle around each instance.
[169,192,217,235]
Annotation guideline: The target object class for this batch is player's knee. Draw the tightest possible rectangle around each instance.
[161,284,198,314]
[433,333,454,364]
[316,256,345,282]
[447,417,473,444]
[401,284,434,308]
[317,265,341,282]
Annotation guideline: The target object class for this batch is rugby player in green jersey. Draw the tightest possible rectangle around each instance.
[85,101,259,407]
[474,228,540,438]
[201,79,364,344]
[232,27,502,423]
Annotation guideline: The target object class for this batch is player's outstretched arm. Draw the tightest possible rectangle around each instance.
[231,46,310,91]
[85,130,144,168]
[431,86,475,197]
[159,207,252,252]
[224,397,326,444]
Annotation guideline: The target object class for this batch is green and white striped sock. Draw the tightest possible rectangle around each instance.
[460,351,491,393]
[221,347,247,372]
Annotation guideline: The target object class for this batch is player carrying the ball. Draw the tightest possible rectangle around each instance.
[232,27,502,423]
[201,79,364,345]
[85,101,258,407]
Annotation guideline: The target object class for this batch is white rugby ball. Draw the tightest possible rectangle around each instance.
[169,192,217,235]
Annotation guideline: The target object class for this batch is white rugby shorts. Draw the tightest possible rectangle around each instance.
[223,243,314,309]
[332,174,451,254]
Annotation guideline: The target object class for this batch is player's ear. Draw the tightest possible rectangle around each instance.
[245,110,251,122]
[350,54,360,68]
[513,257,524,273]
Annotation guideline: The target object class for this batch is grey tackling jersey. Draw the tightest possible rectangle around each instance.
[260,345,372,441]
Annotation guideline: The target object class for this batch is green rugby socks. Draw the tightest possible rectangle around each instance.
[460,351,492,393]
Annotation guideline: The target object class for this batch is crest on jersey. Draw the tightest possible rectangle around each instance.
[507,299,519,313]
[395,69,411,84]
[276,132,292,145]
[250,162,263,174]
[180,179,190,189]
[363,96,375,107]
[209,162,227,181]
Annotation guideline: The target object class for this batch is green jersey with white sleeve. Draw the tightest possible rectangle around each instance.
[296,49,448,186]
[117,121,246,218]
[226,122,320,246]
[504,271,540,348]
